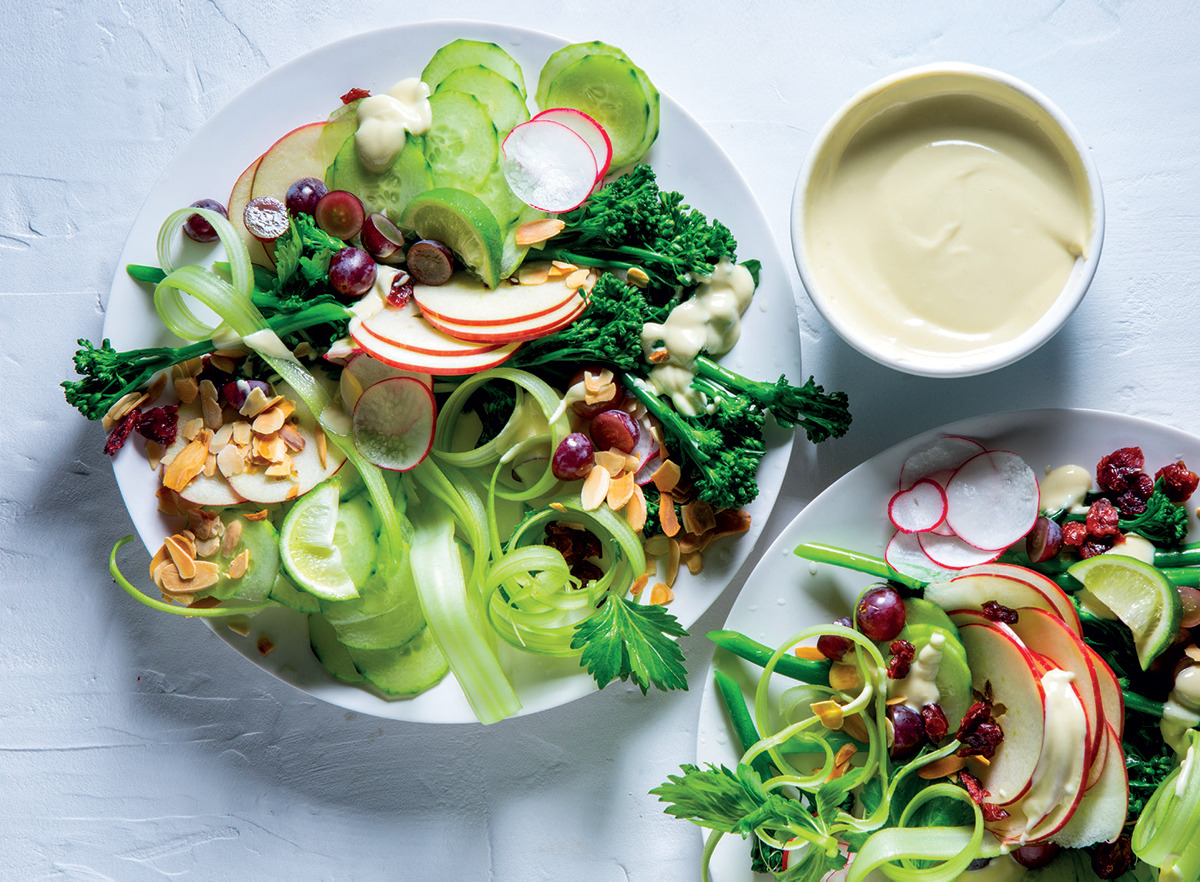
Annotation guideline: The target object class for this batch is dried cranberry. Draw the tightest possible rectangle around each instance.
[544,522,603,566]
[960,771,1009,821]
[387,272,414,308]
[956,700,1004,759]
[957,700,992,735]
[1115,471,1155,516]
[981,600,1019,625]
[1062,521,1088,547]
[136,405,179,447]
[921,703,949,742]
[571,560,605,586]
[1091,835,1135,879]
[1097,447,1145,492]
[340,87,370,104]
[1080,536,1116,558]
[1086,498,1121,538]
[103,409,142,456]
[1158,461,1200,502]
[887,639,916,679]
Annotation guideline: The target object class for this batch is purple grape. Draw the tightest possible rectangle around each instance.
[328,247,377,301]
[817,617,854,661]
[888,704,926,759]
[243,196,289,241]
[1011,843,1060,869]
[361,213,405,262]
[221,378,272,411]
[285,176,328,216]
[406,239,455,285]
[1025,515,1063,563]
[314,190,365,239]
[552,433,595,481]
[183,198,228,243]
[855,585,906,641]
[590,410,639,453]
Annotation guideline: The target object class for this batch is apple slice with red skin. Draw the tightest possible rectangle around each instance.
[349,316,520,376]
[926,570,1079,636]
[959,563,1082,635]
[412,273,583,327]
[1052,722,1128,848]
[228,155,273,268]
[249,121,327,204]
[957,621,1049,807]
[357,307,508,358]
[159,401,245,506]
[225,401,346,504]
[1083,643,1125,740]
[421,294,585,343]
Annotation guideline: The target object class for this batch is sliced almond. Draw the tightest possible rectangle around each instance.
[841,713,871,744]
[194,536,220,559]
[278,423,306,452]
[515,218,565,246]
[159,560,220,595]
[228,549,250,580]
[643,534,670,557]
[919,755,967,780]
[102,391,145,430]
[649,583,674,605]
[221,519,244,557]
[202,452,217,478]
[156,487,183,516]
[265,459,294,478]
[593,449,627,477]
[245,509,270,522]
[208,354,236,374]
[626,266,650,288]
[164,535,196,579]
[198,378,219,403]
[226,618,251,637]
[630,573,649,596]
[548,260,576,278]
[174,376,200,404]
[216,444,246,478]
[255,435,287,464]
[683,550,704,575]
[162,437,210,492]
[517,261,551,286]
[625,484,648,533]
[565,268,589,291]
[212,348,247,360]
[828,662,863,693]
[145,441,164,470]
[647,347,670,364]
[665,536,681,587]
[607,471,636,510]
[1185,645,1200,663]
[285,484,300,500]
[316,426,328,470]
[182,417,204,442]
[658,491,681,537]
[681,499,717,536]
[580,466,611,511]
[811,700,844,730]
[148,545,170,579]
[794,645,828,661]
[252,407,286,435]
[232,420,252,446]
[239,386,271,418]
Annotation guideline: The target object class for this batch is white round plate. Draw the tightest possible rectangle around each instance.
[102,22,802,723]
[694,407,1200,878]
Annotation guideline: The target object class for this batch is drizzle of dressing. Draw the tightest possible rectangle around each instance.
[1039,464,1092,514]
[355,78,433,173]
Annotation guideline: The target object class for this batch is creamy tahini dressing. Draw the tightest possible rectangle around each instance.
[1161,664,1200,754]
[640,259,756,415]
[1040,464,1093,514]
[355,78,433,173]
[806,92,1089,363]
[1014,668,1087,840]
[888,630,944,711]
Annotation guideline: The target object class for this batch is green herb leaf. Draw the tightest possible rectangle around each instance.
[274,221,303,286]
[571,595,688,693]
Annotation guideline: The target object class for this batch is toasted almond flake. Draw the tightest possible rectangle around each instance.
[830,760,852,781]
[517,261,551,286]
[828,663,863,693]
[252,407,286,435]
[794,645,828,661]
[182,357,204,378]
[210,423,234,449]
[626,266,650,288]
[145,371,167,404]
[841,714,871,744]
[195,536,220,558]
[549,502,568,513]
[630,573,649,596]
[293,341,312,358]
[665,537,681,587]
[659,491,681,537]
[643,534,670,557]
[231,421,252,446]
[202,396,223,430]
[145,440,164,470]
[264,395,288,414]
[239,386,271,417]
[548,260,576,278]
[583,384,618,406]
[885,696,907,706]
[203,452,218,478]
[1186,645,1200,663]
[227,618,251,637]
[919,755,967,780]
[625,484,647,533]
[257,635,276,655]
[580,466,611,511]
[162,437,210,492]
[208,355,236,374]
[710,509,752,543]
[565,268,589,290]
[316,426,328,469]
[648,583,674,606]
[811,700,844,730]
[199,378,219,403]
[245,509,270,522]
[647,347,670,364]
[150,560,172,590]
[182,417,203,442]
[221,519,244,557]
[607,470,636,510]
[156,487,182,516]
[652,460,682,493]
[515,218,565,246]
[159,560,220,595]
[683,550,704,575]
[584,368,612,392]
[623,453,641,472]
[212,348,246,359]
[278,423,306,452]
[835,742,858,768]
[255,435,287,463]
[216,444,246,478]
[285,484,300,500]
[174,376,200,404]
[102,392,145,430]
[265,460,293,477]
[593,449,627,477]
[228,549,250,579]
[164,535,196,579]
[148,545,170,578]
[187,595,222,609]
[681,499,717,536]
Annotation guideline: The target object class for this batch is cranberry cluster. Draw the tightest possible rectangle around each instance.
[956,699,1005,760]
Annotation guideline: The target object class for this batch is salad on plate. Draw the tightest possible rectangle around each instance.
[654,414,1200,881]
[62,33,851,724]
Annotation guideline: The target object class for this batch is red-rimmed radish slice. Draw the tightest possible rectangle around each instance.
[532,108,613,184]
[944,450,1040,551]
[884,530,959,583]
[899,435,986,490]
[352,377,437,472]
[340,352,432,411]
[918,531,1004,569]
[501,119,598,213]
[888,478,947,533]
[349,318,520,376]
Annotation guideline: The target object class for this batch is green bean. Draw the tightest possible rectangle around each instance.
[708,629,831,684]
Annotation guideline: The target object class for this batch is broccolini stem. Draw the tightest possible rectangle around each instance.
[1124,690,1166,719]
[623,374,712,465]
[792,542,925,593]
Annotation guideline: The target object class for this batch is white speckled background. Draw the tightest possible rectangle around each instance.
[3,2,1199,879]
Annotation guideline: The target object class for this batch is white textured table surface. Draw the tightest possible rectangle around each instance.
[4,2,1199,879]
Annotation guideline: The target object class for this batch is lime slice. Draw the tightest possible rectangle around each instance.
[398,188,504,288]
[1068,554,1182,669]
[279,478,359,601]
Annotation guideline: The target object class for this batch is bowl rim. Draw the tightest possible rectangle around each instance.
[791,61,1106,378]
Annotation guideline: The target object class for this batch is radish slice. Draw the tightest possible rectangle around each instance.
[340,352,432,412]
[351,377,437,472]
[898,435,986,490]
[944,450,1040,551]
[885,530,958,583]
[501,119,598,213]
[918,531,1005,569]
[532,108,613,185]
[888,478,947,533]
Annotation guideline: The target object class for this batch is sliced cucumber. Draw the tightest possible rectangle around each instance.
[422,39,526,98]
[347,628,450,696]
[332,597,426,650]
[268,574,321,613]
[332,493,379,588]
[308,612,365,684]
[536,42,659,167]
[901,598,960,638]
[207,516,280,603]
[425,90,500,192]
[320,558,415,625]
[436,65,530,138]
[326,132,432,218]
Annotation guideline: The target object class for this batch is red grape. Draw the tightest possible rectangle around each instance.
[817,617,854,661]
[183,198,227,242]
[590,410,639,453]
[285,176,328,216]
[1025,515,1063,563]
[1011,842,1060,869]
[888,704,926,759]
[552,433,595,481]
[243,196,289,241]
[328,247,377,301]
[314,190,365,239]
[361,213,406,262]
[406,239,455,285]
[855,585,906,641]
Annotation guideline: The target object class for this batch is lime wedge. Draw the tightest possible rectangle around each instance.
[1068,554,1182,669]
[398,188,504,288]
[279,478,359,601]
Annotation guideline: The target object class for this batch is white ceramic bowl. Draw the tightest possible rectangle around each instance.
[793,63,1105,377]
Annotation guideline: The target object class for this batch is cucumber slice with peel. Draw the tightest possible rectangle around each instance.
[347,628,450,696]
[308,612,365,684]
[268,574,321,613]
[436,65,530,138]
[421,39,527,99]
[424,90,499,192]
[326,132,431,218]
[207,515,280,603]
